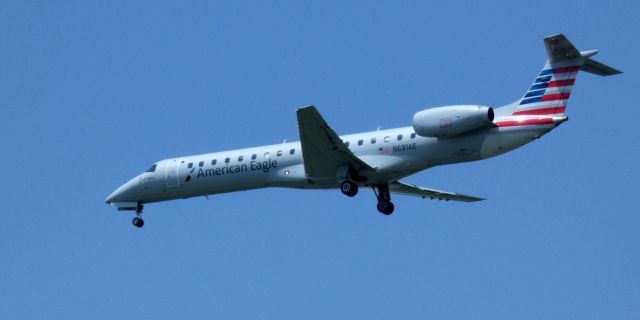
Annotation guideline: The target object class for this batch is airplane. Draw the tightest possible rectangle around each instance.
[106,34,621,228]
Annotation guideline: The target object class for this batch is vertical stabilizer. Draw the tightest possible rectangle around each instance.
[511,34,621,116]
[513,34,583,116]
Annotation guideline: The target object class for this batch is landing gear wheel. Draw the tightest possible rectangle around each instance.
[377,201,395,215]
[132,217,145,228]
[340,181,358,197]
[373,183,394,215]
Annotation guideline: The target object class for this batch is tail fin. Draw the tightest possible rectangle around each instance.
[512,34,622,116]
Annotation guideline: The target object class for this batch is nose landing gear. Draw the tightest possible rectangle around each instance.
[132,203,144,228]
[132,216,144,228]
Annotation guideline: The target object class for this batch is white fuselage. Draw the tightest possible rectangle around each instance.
[105,34,620,225]
[105,120,564,206]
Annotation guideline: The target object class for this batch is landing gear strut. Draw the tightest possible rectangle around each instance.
[373,184,394,215]
[340,180,358,197]
[132,203,144,228]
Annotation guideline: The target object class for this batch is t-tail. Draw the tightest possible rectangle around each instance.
[510,34,622,117]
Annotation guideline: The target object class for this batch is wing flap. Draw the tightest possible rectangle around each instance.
[390,181,484,202]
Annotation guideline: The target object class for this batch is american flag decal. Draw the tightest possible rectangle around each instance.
[440,118,452,128]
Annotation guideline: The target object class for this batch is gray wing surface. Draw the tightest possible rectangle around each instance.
[390,181,484,202]
[296,105,375,178]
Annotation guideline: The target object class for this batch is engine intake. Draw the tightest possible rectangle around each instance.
[412,105,494,137]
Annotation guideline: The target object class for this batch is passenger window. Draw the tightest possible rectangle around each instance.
[397,134,403,141]
[225,157,230,164]
[199,161,204,167]
[289,149,295,155]
[146,164,157,172]
[264,152,270,158]
[211,159,217,165]
[277,150,283,156]
[358,139,363,146]
[371,138,377,144]
[188,163,193,168]
[410,133,416,139]
[251,154,257,160]
[238,155,243,162]
[384,136,390,142]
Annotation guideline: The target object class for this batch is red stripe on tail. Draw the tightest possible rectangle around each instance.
[553,66,580,74]
[512,106,566,116]
[541,92,571,101]
[547,79,575,87]
[496,118,554,127]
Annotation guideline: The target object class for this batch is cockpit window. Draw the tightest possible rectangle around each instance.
[146,164,157,172]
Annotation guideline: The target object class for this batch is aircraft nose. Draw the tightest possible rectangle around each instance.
[105,178,138,204]
[105,185,125,204]
[105,189,119,204]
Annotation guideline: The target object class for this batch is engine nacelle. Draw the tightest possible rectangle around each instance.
[412,105,494,137]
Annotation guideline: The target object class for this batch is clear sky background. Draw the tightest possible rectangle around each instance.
[1,1,638,319]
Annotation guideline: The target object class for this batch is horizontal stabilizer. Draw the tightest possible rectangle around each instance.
[390,181,484,202]
[581,57,622,76]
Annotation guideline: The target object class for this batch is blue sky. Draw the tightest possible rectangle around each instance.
[1,1,638,319]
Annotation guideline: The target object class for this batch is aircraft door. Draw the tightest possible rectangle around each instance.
[166,159,179,187]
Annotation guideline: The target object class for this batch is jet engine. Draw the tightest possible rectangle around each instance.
[412,105,494,137]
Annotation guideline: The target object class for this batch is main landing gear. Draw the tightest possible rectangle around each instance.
[340,180,359,197]
[132,203,144,228]
[339,180,395,215]
[373,184,394,215]
[338,165,361,198]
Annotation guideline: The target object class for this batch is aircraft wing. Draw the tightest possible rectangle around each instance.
[297,105,376,178]
[390,181,484,202]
